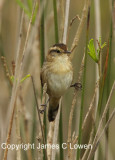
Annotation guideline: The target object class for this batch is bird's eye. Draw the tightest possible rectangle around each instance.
[56,50,61,53]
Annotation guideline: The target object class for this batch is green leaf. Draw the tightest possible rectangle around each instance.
[10,76,14,82]
[88,38,106,63]
[16,0,38,24]
[98,37,106,49]
[10,74,31,83]
[101,42,106,49]
[16,0,31,17]
[88,39,98,63]
[27,0,33,12]
[99,36,101,45]
[97,48,100,60]
[32,3,38,24]
[20,74,31,83]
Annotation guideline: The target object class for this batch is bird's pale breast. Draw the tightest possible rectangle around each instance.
[47,71,73,97]
[46,56,73,97]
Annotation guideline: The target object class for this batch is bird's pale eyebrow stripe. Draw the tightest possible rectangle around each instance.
[49,49,61,53]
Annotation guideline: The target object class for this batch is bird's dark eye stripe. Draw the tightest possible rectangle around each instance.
[50,49,61,53]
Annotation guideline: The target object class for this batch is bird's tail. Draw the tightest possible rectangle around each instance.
[48,97,60,122]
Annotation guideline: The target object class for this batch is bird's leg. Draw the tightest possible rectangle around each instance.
[70,83,82,90]
[39,98,49,114]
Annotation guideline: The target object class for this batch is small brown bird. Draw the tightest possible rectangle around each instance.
[40,43,73,122]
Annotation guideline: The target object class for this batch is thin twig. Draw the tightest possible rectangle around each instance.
[82,81,99,130]
[70,0,90,58]
[66,14,81,44]
[19,1,37,79]
[81,127,94,160]
[31,76,45,145]
[94,108,115,153]
[81,79,99,160]
[14,10,24,81]
[87,81,115,160]
[70,15,81,27]
[86,108,115,160]
[31,76,48,160]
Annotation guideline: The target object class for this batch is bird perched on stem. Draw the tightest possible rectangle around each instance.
[40,43,73,122]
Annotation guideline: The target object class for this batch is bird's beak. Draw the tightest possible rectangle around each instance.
[64,51,71,54]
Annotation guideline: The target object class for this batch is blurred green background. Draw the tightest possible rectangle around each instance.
[0,0,115,160]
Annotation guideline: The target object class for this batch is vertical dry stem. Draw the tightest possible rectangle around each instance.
[31,76,46,144]
[3,10,24,160]
[81,82,99,160]
[83,108,115,160]
[93,108,115,153]
[3,99,17,160]
[81,127,94,160]
[3,2,37,160]
[51,99,62,160]
[15,98,21,160]
[47,0,71,159]
[87,81,115,160]
[82,81,99,130]
[94,0,101,117]
[62,0,71,44]
[59,0,65,41]
[67,54,85,159]
[47,122,55,160]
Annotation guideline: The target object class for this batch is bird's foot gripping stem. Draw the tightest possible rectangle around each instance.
[70,83,82,90]
[39,98,49,114]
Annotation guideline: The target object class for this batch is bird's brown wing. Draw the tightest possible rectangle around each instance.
[40,71,44,88]
[40,62,47,88]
